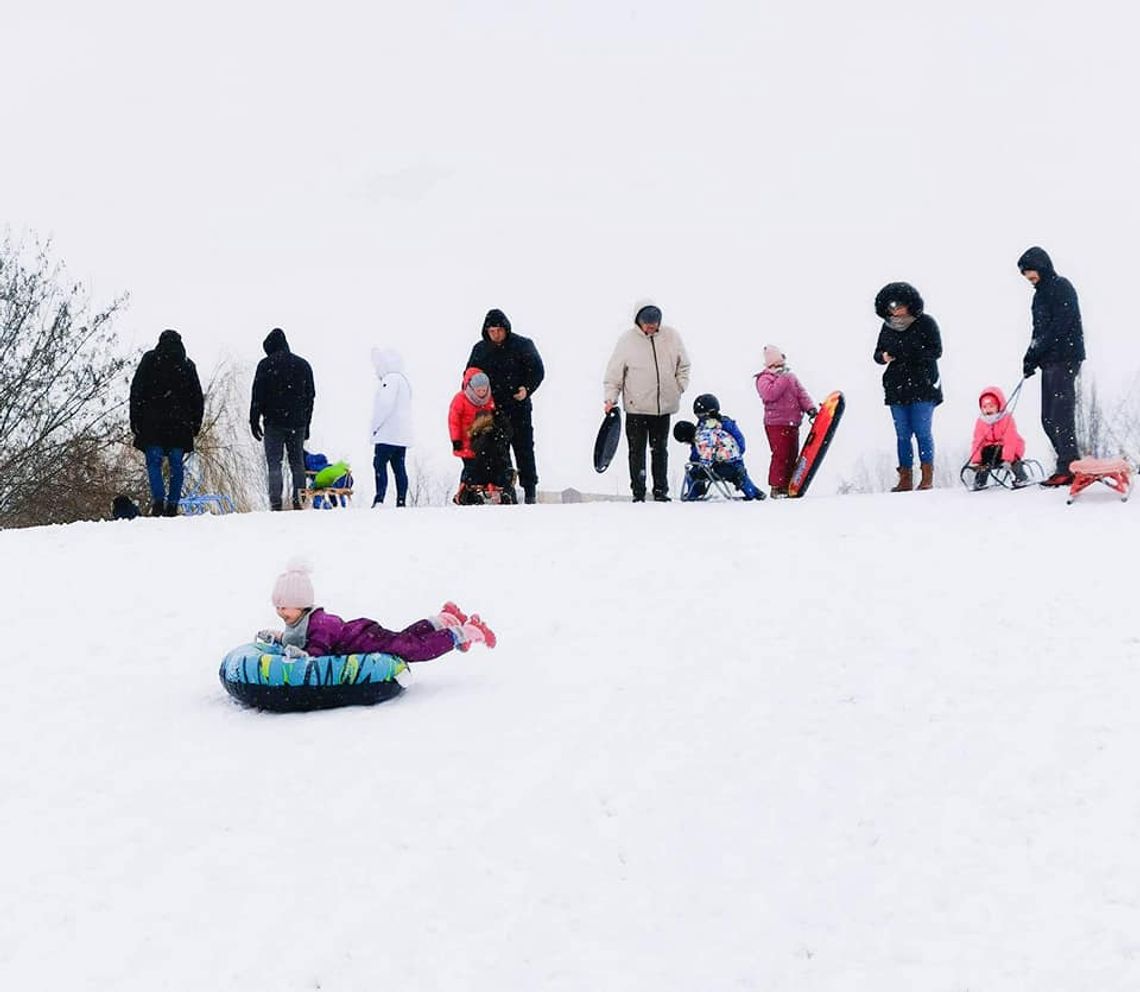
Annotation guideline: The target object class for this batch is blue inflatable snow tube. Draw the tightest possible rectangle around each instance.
[219,642,406,712]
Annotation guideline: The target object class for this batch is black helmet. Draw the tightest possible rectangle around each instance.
[673,420,696,444]
[693,393,720,417]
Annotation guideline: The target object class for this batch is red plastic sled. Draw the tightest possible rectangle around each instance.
[1066,457,1133,504]
[788,390,845,498]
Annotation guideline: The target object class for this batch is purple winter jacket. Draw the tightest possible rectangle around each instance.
[304,608,455,662]
[754,369,815,427]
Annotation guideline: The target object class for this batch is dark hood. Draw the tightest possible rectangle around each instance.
[874,282,925,320]
[481,309,512,342]
[263,327,290,355]
[1017,246,1056,280]
[155,329,186,361]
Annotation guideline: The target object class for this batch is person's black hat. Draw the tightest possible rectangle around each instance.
[874,282,925,319]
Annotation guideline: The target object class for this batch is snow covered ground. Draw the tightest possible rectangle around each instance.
[2,487,1139,991]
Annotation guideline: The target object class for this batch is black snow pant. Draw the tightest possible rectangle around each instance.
[626,413,671,499]
[1041,362,1081,474]
[505,405,537,497]
[264,424,306,509]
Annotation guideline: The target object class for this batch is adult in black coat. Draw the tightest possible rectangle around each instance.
[249,327,316,510]
[129,329,204,516]
[466,308,545,503]
[872,282,943,492]
[1018,246,1085,484]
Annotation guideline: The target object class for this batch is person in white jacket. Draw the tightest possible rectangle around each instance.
[370,348,414,506]
[603,302,691,501]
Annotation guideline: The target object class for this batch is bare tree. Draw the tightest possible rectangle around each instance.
[185,358,265,512]
[1075,373,1109,458]
[405,454,456,507]
[0,236,131,527]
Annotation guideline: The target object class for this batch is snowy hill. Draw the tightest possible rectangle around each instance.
[2,489,1138,991]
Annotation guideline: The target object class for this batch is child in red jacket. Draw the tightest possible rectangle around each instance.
[448,368,515,502]
[969,385,1028,488]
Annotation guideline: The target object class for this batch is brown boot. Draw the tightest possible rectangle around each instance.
[891,467,913,492]
[917,462,934,490]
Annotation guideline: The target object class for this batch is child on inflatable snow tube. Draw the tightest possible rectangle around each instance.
[221,559,499,711]
[258,559,497,661]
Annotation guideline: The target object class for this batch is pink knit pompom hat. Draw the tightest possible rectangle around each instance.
[763,345,786,368]
[271,558,315,609]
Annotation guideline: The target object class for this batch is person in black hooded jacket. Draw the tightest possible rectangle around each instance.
[1018,246,1085,485]
[466,308,545,503]
[250,327,316,510]
[129,329,204,516]
[872,282,943,492]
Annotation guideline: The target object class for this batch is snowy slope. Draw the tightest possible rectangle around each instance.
[2,489,1139,991]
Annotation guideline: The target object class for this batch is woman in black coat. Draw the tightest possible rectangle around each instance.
[129,329,204,516]
[872,282,943,491]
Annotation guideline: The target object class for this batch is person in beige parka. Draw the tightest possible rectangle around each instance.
[603,302,691,501]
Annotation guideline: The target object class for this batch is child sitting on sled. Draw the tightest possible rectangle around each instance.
[448,368,517,504]
[753,345,817,498]
[969,385,1028,488]
[256,560,497,660]
[674,394,763,501]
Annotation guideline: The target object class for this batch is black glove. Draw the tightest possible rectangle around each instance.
[250,419,263,441]
[1022,357,1036,378]
[807,407,818,420]
[452,439,463,451]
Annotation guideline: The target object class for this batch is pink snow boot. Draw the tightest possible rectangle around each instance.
[456,615,497,650]
[441,601,468,624]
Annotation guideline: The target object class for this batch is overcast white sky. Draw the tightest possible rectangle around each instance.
[3,1,1138,492]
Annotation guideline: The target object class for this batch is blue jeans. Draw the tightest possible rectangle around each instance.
[372,443,408,505]
[144,446,185,504]
[889,403,935,468]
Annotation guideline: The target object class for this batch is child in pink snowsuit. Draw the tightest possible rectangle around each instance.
[256,560,497,660]
[753,345,817,497]
[969,385,1028,488]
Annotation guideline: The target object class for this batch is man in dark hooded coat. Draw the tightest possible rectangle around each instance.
[129,329,204,516]
[250,327,316,510]
[466,308,545,503]
[1018,246,1085,485]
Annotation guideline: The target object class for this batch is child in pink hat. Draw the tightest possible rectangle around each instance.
[257,559,497,660]
[753,346,817,497]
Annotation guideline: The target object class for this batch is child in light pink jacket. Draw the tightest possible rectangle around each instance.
[753,345,816,497]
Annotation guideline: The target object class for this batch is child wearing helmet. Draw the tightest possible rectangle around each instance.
[674,394,764,501]
[754,346,817,498]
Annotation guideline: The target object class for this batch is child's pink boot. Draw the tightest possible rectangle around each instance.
[455,615,497,650]
[441,601,468,624]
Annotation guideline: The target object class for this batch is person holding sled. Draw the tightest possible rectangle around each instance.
[129,329,204,517]
[872,282,943,491]
[448,368,516,504]
[753,345,817,498]
[466,308,545,503]
[603,302,691,502]
[968,386,1029,489]
[257,560,496,659]
[1018,246,1085,487]
[675,394,763,501]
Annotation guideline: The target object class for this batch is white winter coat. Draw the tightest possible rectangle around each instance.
[369,348,414,447]
[603,324,691,416]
